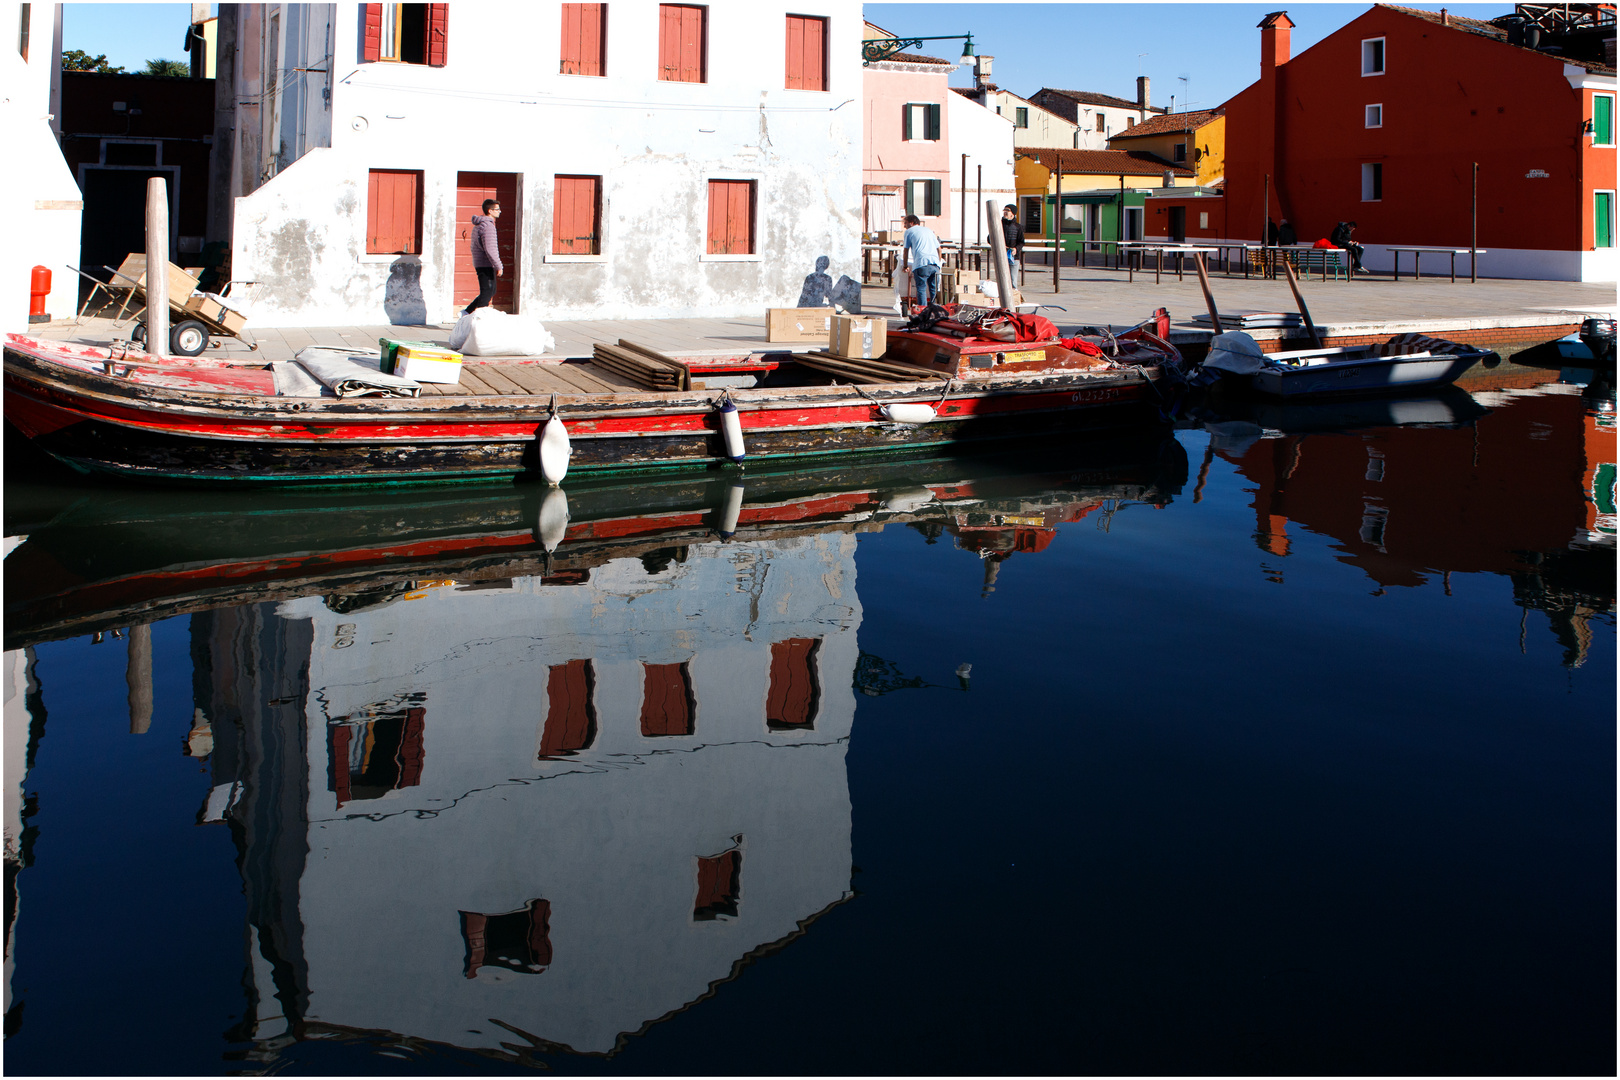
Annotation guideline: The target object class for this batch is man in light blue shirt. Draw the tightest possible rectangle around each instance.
[901,214,942,309]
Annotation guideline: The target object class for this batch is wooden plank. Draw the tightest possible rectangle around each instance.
[536,363,618,394]
[456,368,508,395]
[574,362,648,390]
[468,364,533,396]
[498,363,581,395]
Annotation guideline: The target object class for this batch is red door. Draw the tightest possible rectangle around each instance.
[455,171,519,312]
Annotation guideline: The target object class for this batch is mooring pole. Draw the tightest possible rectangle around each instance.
[976,164,983,269]
[1471,161,1479,284]
[987,199,1014,309]
[960,153,968,269]
[1282,258,1324,349]
[127,623,152,734]
[146,176,170,358]
[1053,162,1062,294]
[1193,252,1222,333]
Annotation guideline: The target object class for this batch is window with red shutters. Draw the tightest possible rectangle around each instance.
[658,4,705,83]
[784,14,826,91]
[766,637,820,729]
[360,4,447,66]
[706,179,755,255]
[560,3,606,76]
[552,175,602,254]
[327,703,426,809]
[693,848,741,920]
[640,662,695,737]
[540,659,598,758]
[366,168,423,254]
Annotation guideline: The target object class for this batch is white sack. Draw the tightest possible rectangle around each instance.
[452,307,556,356]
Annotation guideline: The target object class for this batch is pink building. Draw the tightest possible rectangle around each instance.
[861,24,957,237]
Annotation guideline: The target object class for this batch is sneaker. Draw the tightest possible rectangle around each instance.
[1356,266,1369,274]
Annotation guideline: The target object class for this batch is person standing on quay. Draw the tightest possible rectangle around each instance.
[463,199,504,314]
[1000,204,1024,285]
[901,214,942,309]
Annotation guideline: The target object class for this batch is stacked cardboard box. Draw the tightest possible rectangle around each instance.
[827,314,888,360]
[766,307,836,343]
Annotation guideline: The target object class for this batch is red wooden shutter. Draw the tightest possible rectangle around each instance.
[330,725,353,806]
[553,175,600,254]
[785,15,824,91]
[526,900,553,967]
[367,170,421,254]
[541,659,596,757]
[694,850,741,918]
[425,3,448,66]
[396,707,426,788]
[766,638,819,727]
[640,663,694,736]
[561,3,604,76]
[707,180,753,254]
[659,4,703,82]
[361,3,382,62]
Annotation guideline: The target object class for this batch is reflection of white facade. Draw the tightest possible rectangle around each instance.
[221,535,860,1056]
[3,648,37,1022]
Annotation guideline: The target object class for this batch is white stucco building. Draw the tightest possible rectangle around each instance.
[220,3,864,328]
[945,87,1016,246]
[202,534,861,1057]
[1,2,80,330]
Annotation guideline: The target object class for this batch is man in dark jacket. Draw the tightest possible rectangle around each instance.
[463,199,504,314]
[1000,204,1024,285]
[1331,220,1366,273]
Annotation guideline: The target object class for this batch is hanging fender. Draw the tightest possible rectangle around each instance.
[880,402,938,424]
[538,415,571,487]
[716,394,746,462]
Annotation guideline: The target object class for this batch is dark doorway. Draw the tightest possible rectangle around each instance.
[1168,206,1186,243]
[78,167,179,291]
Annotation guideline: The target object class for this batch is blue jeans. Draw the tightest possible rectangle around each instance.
[911,264,940,306]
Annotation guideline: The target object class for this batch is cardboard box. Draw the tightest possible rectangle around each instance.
[128,259,201,304]
[766,307,836,343]
[182,294,247,334]
[393,342,464,384]
[830,315,888,360]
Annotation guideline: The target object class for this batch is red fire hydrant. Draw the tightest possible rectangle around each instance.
[29,266,51,324]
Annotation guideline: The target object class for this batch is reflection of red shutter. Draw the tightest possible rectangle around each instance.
[425,3,449,66]
[767,638,819,727]
[527,900,553,967]
[785,15,824,91]
[640,663,693,736]
[541,659,596,757]
[361,3,382,62]
[461,912,486,978]
[561,4,604,76]
[330,725,352,806]
[694,850,741,917]
[397,707,426,787]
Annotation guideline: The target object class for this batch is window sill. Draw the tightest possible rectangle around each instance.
[1361,70,1385,77]
[543,253,606,263]
[699,253,762,263]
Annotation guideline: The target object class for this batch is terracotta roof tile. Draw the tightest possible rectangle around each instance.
[883,51,956,66]
[1018,148,1194,178]
[1035,87,1165,113]
[1107,108,1223,140]
[1378,4,1616,72]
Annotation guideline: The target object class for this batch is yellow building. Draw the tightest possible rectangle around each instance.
[1105,108,1225,188]
[1013,148,1195,251]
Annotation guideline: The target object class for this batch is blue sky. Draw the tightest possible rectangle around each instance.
[61,1,1511,102]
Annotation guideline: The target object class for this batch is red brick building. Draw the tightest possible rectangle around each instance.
[1222,5,1616,281]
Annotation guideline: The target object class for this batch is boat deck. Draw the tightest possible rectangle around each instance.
[415,360,643,397]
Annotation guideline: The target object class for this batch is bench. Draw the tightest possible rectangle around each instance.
[1292,247,1348,281]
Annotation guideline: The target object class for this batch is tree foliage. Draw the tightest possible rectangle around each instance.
[143,58,191,77]
[61,49,124,73]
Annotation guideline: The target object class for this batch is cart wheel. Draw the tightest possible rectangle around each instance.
[130,322,147,347]
[171,320,209,357]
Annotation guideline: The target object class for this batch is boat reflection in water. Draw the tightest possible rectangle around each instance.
[5,436,1187,1064]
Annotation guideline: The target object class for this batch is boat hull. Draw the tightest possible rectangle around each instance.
[5,336,1176,485]
[1250,352,1483,397]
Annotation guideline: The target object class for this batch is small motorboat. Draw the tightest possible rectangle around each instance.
[1198,330,1493,398]
[1554,317,1617,363]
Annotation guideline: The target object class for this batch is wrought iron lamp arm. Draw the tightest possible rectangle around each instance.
[861,33,975,66]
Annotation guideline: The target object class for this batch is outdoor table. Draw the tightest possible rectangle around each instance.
[861,244,901,287]
[1119,243,1220,284]
[1387,246,1486,282]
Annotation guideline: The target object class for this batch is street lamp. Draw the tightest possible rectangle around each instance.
[862,32,976,66]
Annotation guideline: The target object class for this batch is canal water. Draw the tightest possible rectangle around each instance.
[3,364,1614,1075]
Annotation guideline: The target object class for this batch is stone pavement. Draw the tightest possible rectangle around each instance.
[32,260,1616,364]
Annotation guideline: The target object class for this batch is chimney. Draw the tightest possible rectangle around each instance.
[1440,8,1448,25]
[1137,75,1150,122]
[1258,10,1295,74]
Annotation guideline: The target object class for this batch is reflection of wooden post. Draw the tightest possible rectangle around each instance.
[127,624,152,734]
[146,177,170,359]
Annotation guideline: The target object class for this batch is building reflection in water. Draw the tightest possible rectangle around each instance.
[1206,379,1616,666]
[197,534,862,1059]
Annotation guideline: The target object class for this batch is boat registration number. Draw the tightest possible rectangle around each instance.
[999,514,1046,527]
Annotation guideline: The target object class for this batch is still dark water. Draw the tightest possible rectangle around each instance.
[4,367,1615,1076]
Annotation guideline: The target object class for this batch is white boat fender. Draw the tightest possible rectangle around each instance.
[717,481,745,539]
[538,397,571,486]
[716,392,746,462]
[537,486,570,553]
[880,402,937,424]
